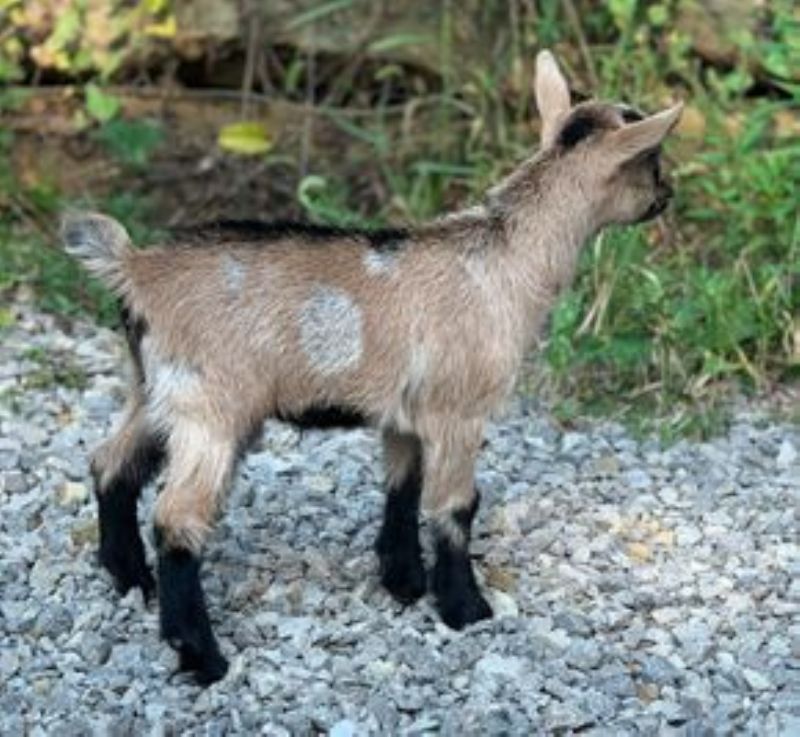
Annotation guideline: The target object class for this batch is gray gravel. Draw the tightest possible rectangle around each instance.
[1,302,798,736]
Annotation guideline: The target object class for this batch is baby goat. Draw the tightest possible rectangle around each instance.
[62,51,682,684]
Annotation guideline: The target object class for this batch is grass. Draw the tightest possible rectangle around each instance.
[0,1,797,438]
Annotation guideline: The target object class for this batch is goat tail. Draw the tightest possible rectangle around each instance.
[60,212,133,293]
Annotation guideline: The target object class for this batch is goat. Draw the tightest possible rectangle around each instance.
[62,50,682,685]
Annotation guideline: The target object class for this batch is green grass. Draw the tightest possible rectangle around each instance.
[0,222,120,325]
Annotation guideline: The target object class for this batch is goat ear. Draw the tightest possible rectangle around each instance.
[535,50,571,147]
[606,103,684,164]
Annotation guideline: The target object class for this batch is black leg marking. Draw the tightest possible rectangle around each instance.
[156,533,228,685]
[94,436,164,600]
[375,453,426,605]
[431,492,492,630]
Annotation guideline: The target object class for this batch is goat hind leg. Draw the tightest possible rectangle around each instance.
[375,430,426,604]
[154,418,235,685]
[92,398,164,599]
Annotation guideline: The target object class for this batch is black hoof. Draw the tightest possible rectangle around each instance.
[99,539,155,601]
[158,541,226,686]
[378,548,427,604]
[437,588,493,630]
[172,638,229,685]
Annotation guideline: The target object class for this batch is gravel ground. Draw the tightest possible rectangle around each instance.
[1,303,798,737]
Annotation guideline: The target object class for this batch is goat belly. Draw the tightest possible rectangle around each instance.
[276,404,367,430]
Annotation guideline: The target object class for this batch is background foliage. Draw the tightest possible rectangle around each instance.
[1,0,798,437]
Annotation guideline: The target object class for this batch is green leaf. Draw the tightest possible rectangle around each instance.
[368,33,433,53]
[85,84,120,123]
[287,0,354,29]
[217,122,272,156]
[0,307,15,329]
[95,119,164,167]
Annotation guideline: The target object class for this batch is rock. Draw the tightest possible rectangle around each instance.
[590,455,620,476]
[328,719,357,737]
[475,653,526,680]
[0,438,21,470]
[488,589,519,619]
[565,640,603,670]
[624,469,652,489]
[741,668,771,691]
[0,649,20,680]
[776,440,797,468]
[57,481,89,506]
[70,518,99,547]
[2,470,28,493]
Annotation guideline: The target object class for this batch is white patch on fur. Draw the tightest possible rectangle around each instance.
[382,346,427,433]
[363,249,396,276]
[221,253,247,295]
[298,285,363,374]
[142,338,200,429]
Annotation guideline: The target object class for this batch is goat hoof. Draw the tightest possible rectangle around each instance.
[437,589,493,631]
[100,546,155,601]
[379,550,427,605]
[173,640,228,685]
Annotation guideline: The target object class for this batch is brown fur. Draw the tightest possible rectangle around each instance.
[63,51,682,554]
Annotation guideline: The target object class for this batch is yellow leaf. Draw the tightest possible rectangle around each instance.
[145,0,170,13]
[218,121,272,156]
[145,14,177,39]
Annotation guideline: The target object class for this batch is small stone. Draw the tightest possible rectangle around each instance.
[2,470,28,493]
[627,542,652,563]
[329,719,357,737]
[777,715,800,737]
[561,432,584,453]
[658,486,680,506]
[488,589,519,618]
[35,606,74,638]
[249,670,278,698]
[0,649,20,680]
[305,473,336,494]
[636,682,660,703]
[552,610,593,637]
[776,440,797,468]
[29,559,61,591]
[624,469,652,489]
[590,455,620,476]
[57,481,89,506]
[484,565,517,592]
[475,653,526,680]
[565,640,602,670]
[638,654,681,685]
[70,518,99,547]
[742,668,771,691]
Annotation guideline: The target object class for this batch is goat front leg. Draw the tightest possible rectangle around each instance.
[153,417,235,685]
[92,397,164,600]
[375,430,426,604]
[421,417,492,629]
